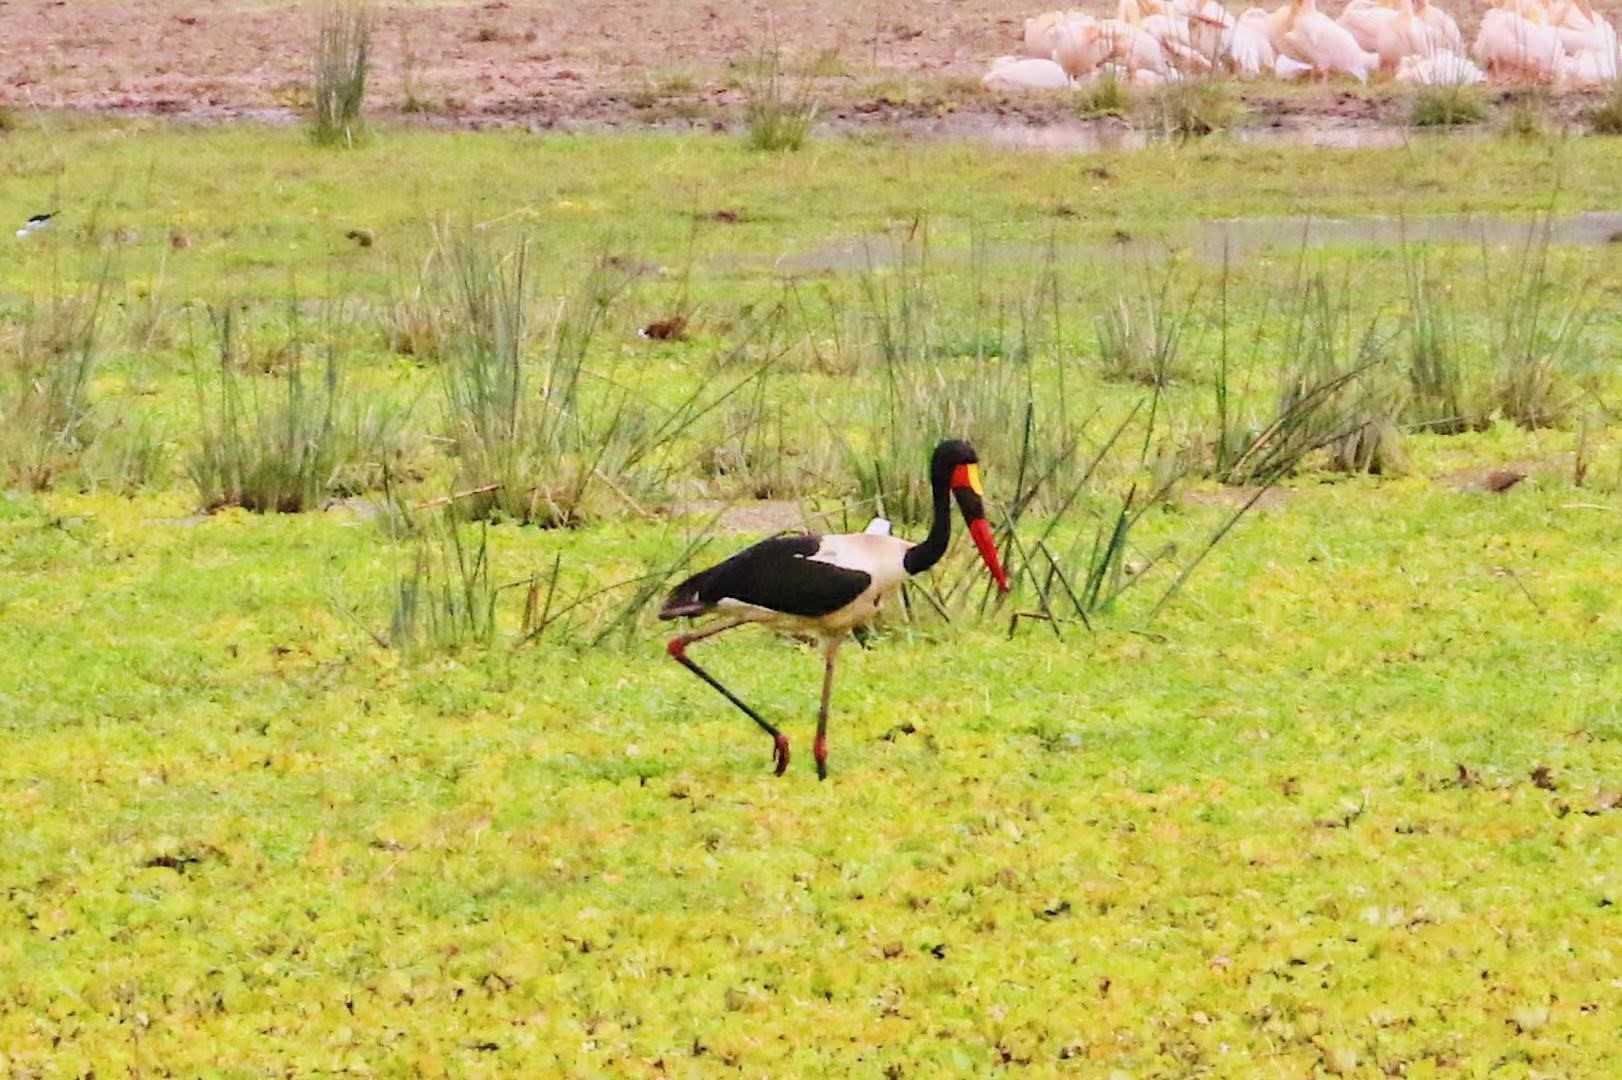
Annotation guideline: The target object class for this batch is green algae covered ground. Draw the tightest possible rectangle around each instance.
[2,123,1621,1075]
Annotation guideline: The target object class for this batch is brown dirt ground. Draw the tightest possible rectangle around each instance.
[0,1,1612,132]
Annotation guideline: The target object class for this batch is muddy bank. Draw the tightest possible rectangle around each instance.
[0,0,1613,136]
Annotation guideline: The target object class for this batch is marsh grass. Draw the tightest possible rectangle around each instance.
[387,510,498,654]
[1502,87,1552,139]
[1485,223,1591,429]
[918,391,1268,636]
[849,350,1067,526]
[1401,251,1481,435]
[1094,269,1196,387]
[437,230,778,525]
[437,232,546,519]
[741,46,817,151]
[374,498,729,655]
[384,272,449,362]
[1582,78,1622,134]
[840,240,1078,525]
[6,125,1622,1075]
[1215,268,1404,483]
[1409,83,1486,128]
[702,387,805,500]
[122,256,178,355]
[1147,78,1239,139]
[188,306,401,512]
[0,271,111,491]
[1000,478,1174,631]
[1077,71,1130,119]
[824,249,1256,631]
[436,234,639,525]
[1284,271,1407,476]
[81,408,172,496]
[311,2,372,147]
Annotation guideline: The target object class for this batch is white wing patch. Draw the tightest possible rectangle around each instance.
[808,533,912,592]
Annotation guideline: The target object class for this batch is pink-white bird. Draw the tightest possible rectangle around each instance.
[1284,0,1381,82]
[983,55,1075,90]
[1474,1,1566,79]
[661,440,1010,779]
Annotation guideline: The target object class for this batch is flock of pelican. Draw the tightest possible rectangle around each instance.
[985,0,1619,89]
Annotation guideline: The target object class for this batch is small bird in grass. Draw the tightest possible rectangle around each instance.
[638,315,688,341]
[16,212,55,239]
[660,439,1010,779]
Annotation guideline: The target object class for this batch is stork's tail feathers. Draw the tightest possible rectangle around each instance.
[659,567,717,620]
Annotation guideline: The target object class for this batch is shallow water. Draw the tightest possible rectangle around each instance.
[978,118,1420,153]
[1196,211,1622,260]
[765,210,1622,274]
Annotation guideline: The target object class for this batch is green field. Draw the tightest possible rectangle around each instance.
[3,120,1622,1075]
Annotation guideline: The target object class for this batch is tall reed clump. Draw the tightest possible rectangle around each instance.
[0,271,131,492]
[837,240,1084,526]
[1402,249,1482,434]
[701,380,809,501]
[1408,83,1485,128]
[311,2,372,146]
[371,503,729,656]
[1094,268,1196,387]
[741,45,817,151]
[901,386,1272,637]
[854,353,1071,526]
[386,509,499,655]
[437,233,610,525]
[1146,77,1239,139]
[2,268,172,495]
[1484,223,1591,429]
[1502,87,1551,139]
[187,305,402,512]
[437,230,770,526]
[1213,266,1405,484]
[383,250,450,362]
[1582,78,1622,135]
[1076,70,1130,119]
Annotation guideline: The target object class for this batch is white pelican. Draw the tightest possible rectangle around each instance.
[1222,8,1280,75]
[1559,47,1618,85]
[983,55,1075,90]
[1473,1,1566,80]
[1101,16,1176,75]
[1396,48,1488,83]
[1417,0,1465,51]
[1284,0,1381,81]
[1026,10,1092,55]
[1339,0,1446,70]
[1053,15,1110,78]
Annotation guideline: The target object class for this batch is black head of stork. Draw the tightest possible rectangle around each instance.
[900,438,1010,591]
[660,437,1008,779]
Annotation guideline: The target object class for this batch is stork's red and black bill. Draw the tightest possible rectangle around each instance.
[950,462,1010,592]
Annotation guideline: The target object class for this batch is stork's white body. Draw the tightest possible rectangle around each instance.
[716,533,915,637]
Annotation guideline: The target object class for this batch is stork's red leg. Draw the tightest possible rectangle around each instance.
[667,622,790,776]
[814,636,843,781]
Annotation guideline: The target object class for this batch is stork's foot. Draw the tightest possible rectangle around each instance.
[814,734,828,781]
[773,733,791,776]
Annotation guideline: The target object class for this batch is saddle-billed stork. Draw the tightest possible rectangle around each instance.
[660,439,1009,779]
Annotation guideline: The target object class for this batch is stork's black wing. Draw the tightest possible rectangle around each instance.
[659,535,872,620]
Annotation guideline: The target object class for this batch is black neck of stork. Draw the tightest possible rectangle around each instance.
[901,471,953,577]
